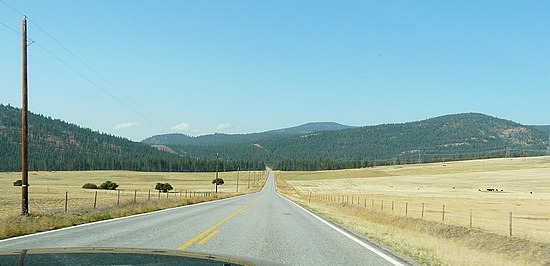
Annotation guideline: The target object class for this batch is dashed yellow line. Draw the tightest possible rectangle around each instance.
[178,195,265,250]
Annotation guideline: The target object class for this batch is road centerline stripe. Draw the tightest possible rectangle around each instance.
[198,230,219,245]
[178,194,265,250]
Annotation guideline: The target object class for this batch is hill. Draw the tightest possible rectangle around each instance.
[2,103,547,172]
[157,113,548,170]
[268,113,548,169]
[141,122,353,145]
[532,125,550,134]
[263,122,355,135]
[0,104,263,172]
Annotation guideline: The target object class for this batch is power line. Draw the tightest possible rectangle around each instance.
[0,21,22,35]
[1,0,171,133]
[24,17,170,131]
[0,0,26,17]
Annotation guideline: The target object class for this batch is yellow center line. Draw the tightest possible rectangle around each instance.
[178,194,265,250]
[198,230,219,245]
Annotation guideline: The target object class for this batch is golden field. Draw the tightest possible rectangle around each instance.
[0,170,266,238]
[277,157,550,265]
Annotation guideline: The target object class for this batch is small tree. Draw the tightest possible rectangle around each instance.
[99,180,118,190]
[155,182,173,193]
[13,179,22,186]
[82,183,98,189]
[212,178,224,193]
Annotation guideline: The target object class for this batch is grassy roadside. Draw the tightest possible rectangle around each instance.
[275,172,550,266]
[0,193,240,240]
[1,170,269,240]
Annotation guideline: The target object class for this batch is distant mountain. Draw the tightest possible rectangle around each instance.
[2,102,547,172]
[266,113,548,169]
[141,122,354,146]
[264,122,355,135]
[531,125,550,134]
[154,113,548,170]
[0,104,263,172]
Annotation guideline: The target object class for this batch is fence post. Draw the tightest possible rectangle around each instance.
[392,201,394,212]
[148,190,151,201]
[94,191,97,209]
[308,192,311,203]
[421,203,425,219]
[364,198,367,208]
[65,191,68,213]
[405,202,408,217]
[133,190,137,204]
[442,205,445,222]
[381,200,384,211]
[117,190,120,207]
[469,209,473,228]
[509,211,513,237]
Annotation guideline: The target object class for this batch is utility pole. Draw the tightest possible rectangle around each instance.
[21,17,29,216]
[214,153,219,193]
[236,167,239,192]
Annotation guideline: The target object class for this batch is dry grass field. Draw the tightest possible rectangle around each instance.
[0,170,266,239]
[277,157,550,265]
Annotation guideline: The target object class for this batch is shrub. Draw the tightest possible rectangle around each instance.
[212,178,224,186]
[99,181,119,190]
[13,180,22,186]
[82,183,98,189]
[155,182,173,193]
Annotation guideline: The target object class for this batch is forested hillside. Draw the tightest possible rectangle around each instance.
[157,113,548,170]
[141,122,353,146]
[0,104,264,172]
[2,103,546,172]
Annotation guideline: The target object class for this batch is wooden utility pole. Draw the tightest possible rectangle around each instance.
[21,17,29,216]
[215,153,219,193]
[236,167,239,192]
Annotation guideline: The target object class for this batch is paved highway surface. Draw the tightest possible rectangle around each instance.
[0,170,408,265]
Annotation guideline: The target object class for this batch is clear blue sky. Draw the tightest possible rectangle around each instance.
[1,1,549,141]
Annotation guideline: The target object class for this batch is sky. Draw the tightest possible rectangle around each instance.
[1,1,549,141]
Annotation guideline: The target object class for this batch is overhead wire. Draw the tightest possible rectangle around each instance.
[24,17,171,131]
[0,0,172,134]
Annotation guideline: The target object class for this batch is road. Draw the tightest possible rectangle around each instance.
[0,170,408,265]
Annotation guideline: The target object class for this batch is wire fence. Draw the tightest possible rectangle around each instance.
[308,192,550,244]
[1,187,223,217]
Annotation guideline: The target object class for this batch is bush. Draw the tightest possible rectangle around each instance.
[82,183,98,189]
[155,182,173,193]
[13,180,22,186]
[99,181,119,190]
[212,178,224,186]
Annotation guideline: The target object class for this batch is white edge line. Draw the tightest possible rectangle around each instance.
[277,193,406,266]
[0,193,249,244]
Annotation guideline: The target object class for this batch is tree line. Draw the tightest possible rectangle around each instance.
[0,104,264,172]
[2,105,548,172]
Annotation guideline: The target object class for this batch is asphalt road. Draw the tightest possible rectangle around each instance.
[0,170,408,265]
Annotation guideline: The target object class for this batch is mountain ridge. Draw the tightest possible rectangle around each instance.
[1,103,548,171]
[161,113,549,169]
[0,104,263,172]
[141,122,354,145]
